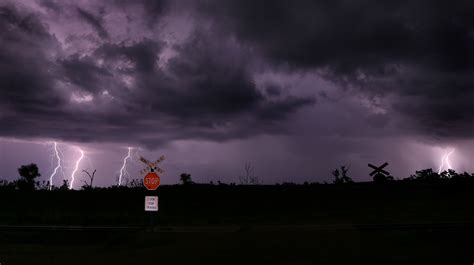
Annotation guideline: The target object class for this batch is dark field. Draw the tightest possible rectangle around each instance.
[1,182,474,264]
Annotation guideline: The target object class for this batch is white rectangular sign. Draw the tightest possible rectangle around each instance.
[145,196,159,212]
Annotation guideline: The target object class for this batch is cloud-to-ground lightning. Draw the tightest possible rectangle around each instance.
[69,148,84,189]
[118,147,132,186]
[438,148,455,174]
[48,142,64,190]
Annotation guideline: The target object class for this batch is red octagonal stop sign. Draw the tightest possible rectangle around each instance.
[144,172,160,190]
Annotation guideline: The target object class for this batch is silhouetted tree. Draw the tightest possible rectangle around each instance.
[127,178,144,188]
[17,163,41,190]
[404,168,474,183]
[440,169,456,179]
[239,162,260,184]
[81,169,96,190]
[332,168,340,182]
[451,171,474,182]
[407,168,441,182]
[59,179,69,191]
[37,180,50,190]
[0,179,16,191]
[332,166,353,184]
[180,173,193,185]
[0,180,10,187]
[217,180,227,186]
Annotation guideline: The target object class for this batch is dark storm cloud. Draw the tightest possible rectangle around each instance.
[1,0,473,150]
[199,0,474,72]
[76,7,109,39]
[263,83,282,97]
[198,0,474,140]
[38,0,62,13]
[60,55,112,92]
[95,39,161,73]
[132,30,314,123]
[113,0,168,27]
[390,70,474,139]
[199,0,413,71]
[0,3,314,148]
[0,5,62,114]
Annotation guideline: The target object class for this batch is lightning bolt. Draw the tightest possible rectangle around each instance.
[445,149,454,170]
[69,148,84,189]
[438,148,455,174]
[48,142,64,190]
[118,147,132,186]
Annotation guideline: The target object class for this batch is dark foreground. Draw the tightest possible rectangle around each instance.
[1,224,473,265]
[1,182,474,264]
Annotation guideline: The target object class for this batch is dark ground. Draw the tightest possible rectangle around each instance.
[1,182,474,264]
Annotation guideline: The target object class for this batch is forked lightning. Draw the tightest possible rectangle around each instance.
[438,148,455,174]
[69,148,84,189]
[118,147,132,186]
[48,142,64,190]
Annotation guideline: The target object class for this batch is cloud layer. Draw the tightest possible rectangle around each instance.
[1,0,473,149]
[0,2,316,148]
[198,0,474,140]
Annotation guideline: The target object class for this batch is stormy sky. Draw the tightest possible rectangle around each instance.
[1,0,473,187]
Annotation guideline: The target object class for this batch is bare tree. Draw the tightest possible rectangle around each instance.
[81,169,96,189]
[332,168,340,183]
[239,162,260,185]
[332,165,353,184]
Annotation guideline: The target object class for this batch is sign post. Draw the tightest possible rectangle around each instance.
[145,196,159,211]
[144,172,160,190]
[140,156,165,230]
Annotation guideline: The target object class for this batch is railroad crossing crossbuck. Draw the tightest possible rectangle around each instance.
[368,162,392,182]
[368,162,389,176]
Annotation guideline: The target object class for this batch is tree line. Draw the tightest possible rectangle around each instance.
[1,163,474,191]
